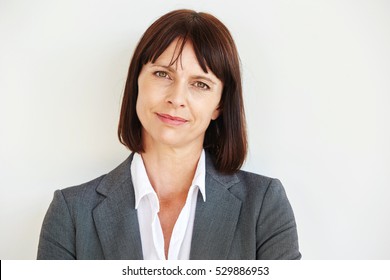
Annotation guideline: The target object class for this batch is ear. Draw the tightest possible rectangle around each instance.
[211,106,221,120]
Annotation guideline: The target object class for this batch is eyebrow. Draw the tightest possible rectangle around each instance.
[150,64,217,85]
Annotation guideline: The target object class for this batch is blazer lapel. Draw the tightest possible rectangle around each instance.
[93,154,143,260]
[190,154,242,259]
[91,152,242,260]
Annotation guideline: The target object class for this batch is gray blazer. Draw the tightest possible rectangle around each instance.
[37,153,301,259]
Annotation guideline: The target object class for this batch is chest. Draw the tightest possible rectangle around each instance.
[158,196,187,256]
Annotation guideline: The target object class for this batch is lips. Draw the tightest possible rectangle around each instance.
[156,113,188,125]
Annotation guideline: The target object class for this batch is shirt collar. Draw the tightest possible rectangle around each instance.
[131,150,206,209]
[192,149,206,202]
[131,152,156,210]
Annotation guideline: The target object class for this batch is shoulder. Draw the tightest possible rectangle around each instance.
[235,169,278,189]
[206,159,292,215]
[207,161,283,197]
[58,153,134,208]
[205,151,281,192]
[58,175,106,207]
[228,170,287,206]
[234,169,286,196]
[233,170,290,210]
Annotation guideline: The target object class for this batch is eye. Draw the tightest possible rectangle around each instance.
[154,71,170,79]
[194,81,210,90]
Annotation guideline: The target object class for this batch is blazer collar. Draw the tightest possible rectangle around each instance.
[92,152,242,260]
[93,153,143,259]
[190,153,242,259]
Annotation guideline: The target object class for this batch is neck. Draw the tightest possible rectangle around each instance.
[140,144,203,200]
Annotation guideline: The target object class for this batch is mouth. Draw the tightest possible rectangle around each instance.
[156,113,188,125]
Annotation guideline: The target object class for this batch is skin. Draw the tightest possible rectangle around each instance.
[136,38,223,258]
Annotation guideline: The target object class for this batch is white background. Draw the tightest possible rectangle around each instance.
[1,0,389,259]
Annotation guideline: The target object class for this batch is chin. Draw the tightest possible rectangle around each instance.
[148,131,185,147]
[158,137,186,148]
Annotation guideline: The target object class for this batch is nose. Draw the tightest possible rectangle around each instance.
[166,82,187,108]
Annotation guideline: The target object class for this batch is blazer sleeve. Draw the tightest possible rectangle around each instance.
[256,179,301,260]
[37,190,76,259]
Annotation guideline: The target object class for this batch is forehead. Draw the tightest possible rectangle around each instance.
[153,39,202,70]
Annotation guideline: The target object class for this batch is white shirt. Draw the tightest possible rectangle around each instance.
[130,150,206,260]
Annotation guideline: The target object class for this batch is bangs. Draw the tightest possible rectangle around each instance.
[139,12,230,83]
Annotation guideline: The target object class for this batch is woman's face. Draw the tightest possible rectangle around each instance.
[136,39,223,151]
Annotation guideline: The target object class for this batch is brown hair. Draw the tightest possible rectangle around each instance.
[118,9,247,173]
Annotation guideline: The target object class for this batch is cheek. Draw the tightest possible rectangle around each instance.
[135,86,150,122]
[211,107,220,120]
[195,101,220,124]
[136,86,163,124]
[138,78,164,105]
[135,96,142,117]
[209,93,222,120]
[136,81,153,111]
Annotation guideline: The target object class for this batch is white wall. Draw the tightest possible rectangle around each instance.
[1,0,389,259]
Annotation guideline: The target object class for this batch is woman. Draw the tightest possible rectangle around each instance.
[37,9,301,260]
